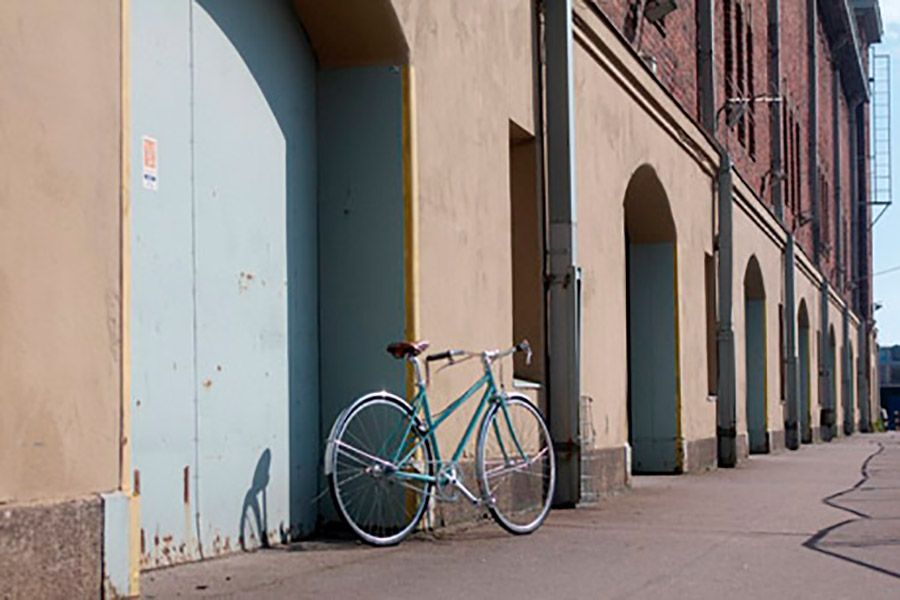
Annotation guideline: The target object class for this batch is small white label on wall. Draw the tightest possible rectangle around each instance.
[142,135,158,191]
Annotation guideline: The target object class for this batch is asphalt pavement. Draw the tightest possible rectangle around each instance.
[143,432,900,599]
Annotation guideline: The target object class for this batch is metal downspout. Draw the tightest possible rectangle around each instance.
[820,285,832,440]
[697,0,737,466]
[716,152,738,466]
[806,0,832,440]
[784,237,800,449]
[768,0,784,222]
[850,102,860,312]
[834,67,850,436]
[544,0,581,506]
[842,306,852,434]
[857,99,873,431]
[767,0,800,449]
[808,0,821,266]
[833,69,842,289]
[849,100,871,431]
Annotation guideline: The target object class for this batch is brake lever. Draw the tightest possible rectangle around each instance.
[517,340,533,366]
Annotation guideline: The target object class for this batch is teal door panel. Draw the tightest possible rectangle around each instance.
[316,66,407,520]
[192,0,319,548]
[799,327,811,441]
[129,0,200,568]
[745,299,767,453]
[628,243,678,473]
[317,67,406,457]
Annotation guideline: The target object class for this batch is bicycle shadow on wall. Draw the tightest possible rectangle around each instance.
[239,448,272,550]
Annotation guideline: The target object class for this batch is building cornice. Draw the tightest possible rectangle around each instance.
[851,0,884,43]
[818,0,870,103]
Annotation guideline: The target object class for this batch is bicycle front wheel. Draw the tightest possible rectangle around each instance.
[476,394,555,534]
[328,395,433,546]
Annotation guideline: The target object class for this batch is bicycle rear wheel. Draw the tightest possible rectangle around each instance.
[328,395,433,545]
[476,394,555,534]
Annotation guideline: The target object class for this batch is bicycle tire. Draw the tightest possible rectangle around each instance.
[476,393,555,535]
[327,394,433,546]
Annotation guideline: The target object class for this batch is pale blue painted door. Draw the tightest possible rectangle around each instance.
[130,0,319,566]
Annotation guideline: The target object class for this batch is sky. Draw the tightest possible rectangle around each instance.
[872,0,900,345]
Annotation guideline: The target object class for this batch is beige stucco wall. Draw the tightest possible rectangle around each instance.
[391,0,536,445]
[0,1,121,502]
[794,254,823,433]
[573,7,717,453]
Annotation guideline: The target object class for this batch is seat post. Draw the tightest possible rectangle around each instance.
[409,356,426,390]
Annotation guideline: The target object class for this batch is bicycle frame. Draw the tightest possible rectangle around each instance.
[387,354,529,504]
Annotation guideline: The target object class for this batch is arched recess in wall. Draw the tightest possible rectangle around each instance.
[797,300,812,444]
[845,341,855,435]
[623,164,681,474]
[823,326,838,441]
[743,256,768,454]
[291,0,413,528]
[129,0,411,569]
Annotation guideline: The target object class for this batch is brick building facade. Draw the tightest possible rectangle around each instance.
[591,0,876,315]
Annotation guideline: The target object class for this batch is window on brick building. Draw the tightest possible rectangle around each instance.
[843,216,850,290]
[747,22,756,159]
[723,1,756,156]
[820,168,830,254]
[794,121,802,220]
[736,3,746,145]
[835,194,842,269]
[784,103,792,212]
[724,0,734,103]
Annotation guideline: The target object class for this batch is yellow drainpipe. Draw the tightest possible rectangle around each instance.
[119,0,141,594]
[402,65,420,398]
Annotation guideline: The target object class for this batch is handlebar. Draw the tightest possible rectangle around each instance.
[415,340,532,389]
[424,340,531,366]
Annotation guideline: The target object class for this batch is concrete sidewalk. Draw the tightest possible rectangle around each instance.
[143,433,900,599]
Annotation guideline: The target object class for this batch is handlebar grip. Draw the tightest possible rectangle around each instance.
[426,350,458,362]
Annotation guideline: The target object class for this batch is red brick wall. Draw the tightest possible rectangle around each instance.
[587,0,873,308]
[779,0,812,252]
[839,90,853,296]
[816,20,835,277]
[713,1,770,209]
[590,0,699,119]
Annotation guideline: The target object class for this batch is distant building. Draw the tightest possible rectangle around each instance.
[879,345,900,429]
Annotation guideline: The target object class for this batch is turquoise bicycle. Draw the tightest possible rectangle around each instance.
[324,340,556,546]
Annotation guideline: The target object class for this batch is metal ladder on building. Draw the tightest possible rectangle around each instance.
[870,52,892,226]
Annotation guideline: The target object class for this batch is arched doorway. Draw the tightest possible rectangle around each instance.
[823,326,838,441]
[130,0,410,565]
[844,342,855,435]
[743,257,767,454]
[798,301,812,443]
[624,165,681,474]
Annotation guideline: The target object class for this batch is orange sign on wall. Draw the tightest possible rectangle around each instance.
[142,135,158,191]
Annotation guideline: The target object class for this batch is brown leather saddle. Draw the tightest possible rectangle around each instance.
[386,340,430,359]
